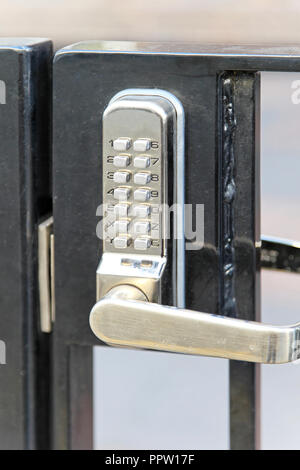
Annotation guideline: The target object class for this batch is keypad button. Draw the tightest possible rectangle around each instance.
[133,139,151,152]
[133,156,150,169]
[113,171,130,184]
[114,220,130,234]
[113,155,130,168]
[134,221,150,235]
[134,238,151,250]
[114,187,131,201]
[133,205,150,218]
[134,172,151,185]
[113,138,131,151]
[114,204,129,217]
[113,236,131,249]
[134,188,150,202]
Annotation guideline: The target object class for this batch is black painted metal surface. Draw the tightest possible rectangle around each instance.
[219,73,261,449]
[53,45,221,449]
[0,38,52,450]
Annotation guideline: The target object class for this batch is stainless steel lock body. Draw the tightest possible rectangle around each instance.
[96,89,185,307]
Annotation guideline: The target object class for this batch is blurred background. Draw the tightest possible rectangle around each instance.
[2,0,300,49]
[2,0,300,450]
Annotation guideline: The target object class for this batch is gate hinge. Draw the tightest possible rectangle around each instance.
[38,216,55,333]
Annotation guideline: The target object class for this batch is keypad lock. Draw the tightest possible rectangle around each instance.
[90,89,300,365]
[103,94,171,256]
[97,89,185,306]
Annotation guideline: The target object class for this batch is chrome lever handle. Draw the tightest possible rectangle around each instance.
[90,285,300,364]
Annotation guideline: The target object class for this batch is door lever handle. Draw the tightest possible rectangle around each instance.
[90,284,300,364]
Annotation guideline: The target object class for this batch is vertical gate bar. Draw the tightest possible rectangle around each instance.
[69,346,93,449]
[219,72,261,450]
[0,39,52,450]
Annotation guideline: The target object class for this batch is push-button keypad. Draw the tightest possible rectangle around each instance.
[103,96,169,256]
[104,130,162,253]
